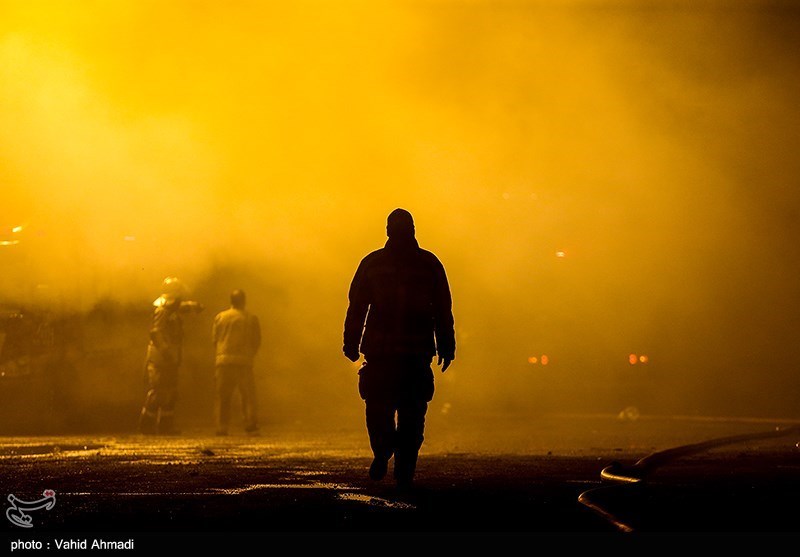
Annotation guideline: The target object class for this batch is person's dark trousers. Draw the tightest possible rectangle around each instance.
[360,355,434,485]
[364,398,396,462]
[365,398,428,469]
[140,362,179,435]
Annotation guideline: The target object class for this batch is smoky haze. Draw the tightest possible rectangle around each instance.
[1,1,800,432]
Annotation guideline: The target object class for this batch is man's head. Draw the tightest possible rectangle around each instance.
[386,208,415,239]
[230,289,246,310]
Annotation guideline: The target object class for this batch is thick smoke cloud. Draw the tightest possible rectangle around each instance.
[1,1,799,432]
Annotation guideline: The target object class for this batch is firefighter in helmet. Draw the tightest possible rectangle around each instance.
[138,277,204,435]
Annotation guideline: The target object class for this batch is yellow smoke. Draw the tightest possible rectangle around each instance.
[1,1,799,424]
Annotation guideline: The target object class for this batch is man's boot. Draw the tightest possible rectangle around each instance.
[369,455,390,481]
[157,412,180,436]
[138,409,156,435]
[393,451,417,490]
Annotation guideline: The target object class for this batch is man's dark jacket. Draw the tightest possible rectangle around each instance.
[343,236,455,361]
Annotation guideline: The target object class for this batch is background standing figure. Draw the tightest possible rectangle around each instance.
[212,289,262,436]
[343,208,455,489]
[139,276,204,435]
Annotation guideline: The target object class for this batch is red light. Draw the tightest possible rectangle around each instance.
[628,353,638,365]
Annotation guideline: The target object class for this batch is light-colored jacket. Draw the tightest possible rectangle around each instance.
[212,307,261,367]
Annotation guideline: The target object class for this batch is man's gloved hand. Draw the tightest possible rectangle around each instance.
[344,346,360,362]
[437,355,453,372]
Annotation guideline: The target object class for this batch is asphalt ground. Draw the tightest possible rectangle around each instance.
[2,413,800,550]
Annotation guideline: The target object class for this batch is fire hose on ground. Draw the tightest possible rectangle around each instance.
[577,424,800,532]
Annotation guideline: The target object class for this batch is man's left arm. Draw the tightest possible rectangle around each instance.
[179,300,205,314]
[433,259,456,372]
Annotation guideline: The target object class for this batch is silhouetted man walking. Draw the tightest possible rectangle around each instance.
[343,208,455,488]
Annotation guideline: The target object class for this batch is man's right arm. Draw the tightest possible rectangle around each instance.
[343,258,370,362]
[211,314,221,348]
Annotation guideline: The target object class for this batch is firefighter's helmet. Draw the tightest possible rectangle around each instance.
[153,276,188,307]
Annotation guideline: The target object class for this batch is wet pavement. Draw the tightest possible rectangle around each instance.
[1,413,799,549]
